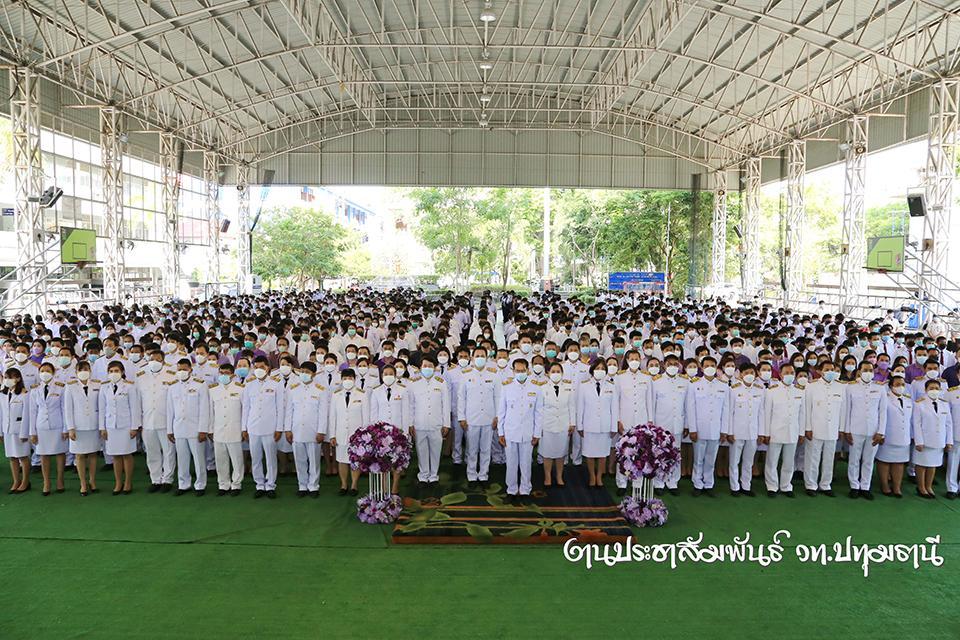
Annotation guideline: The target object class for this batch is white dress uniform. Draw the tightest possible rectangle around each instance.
[7,359,39,389]
[539,377,576,460]
[723,381,764,492]
[92,354,138,383]
[685,376,728,490]
[577,377,618,458]
[0,389,31,458]
[370,380,409,428]
[241,375,286,491]
[284,379,329,492]
[208,381,245,491]
[946,387,960,494]
[457,365,501,482]
[166,376,211,491]
[843,380,888,491]
[63,380,101,455]
[445,364,467,464]
[407,374,451,483]
[497,377,544,496]
[137,365,178,486]
[328,386,370,463]
[275,373,296,455]
[650,373,688,489]
[98,379,141,456]
[878,390,913,464]
[27,380,67,455]
[912,396,953,467]
[613,369,653,489]
[802,378,846,491]
[562,359,590,465]
[761,381,805,493]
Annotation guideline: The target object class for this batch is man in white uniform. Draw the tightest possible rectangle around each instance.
[208,362,245,496]
[165,358,210,496]
[138,349,177,492]
[803,361,845,496]
[284,361,328,497]
[407,356,450,488]
[497,359,544,502]
[241,356,285,499]
[458,347,500,488]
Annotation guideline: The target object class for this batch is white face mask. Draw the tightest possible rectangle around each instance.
[77,370,91,382]
[382,350,394,359]
[566,352,579,361]
[497,358,508,369]
[108,371,123,383]
[458,358,469,368]
[39,371,54,383]
[723,366,736,377]
[2,378,15,388]
[742,373,756,385]
[279,365,292,376]
[532,363,545,375]
[893,386,906,396]
[928,389,941,400]
[686,368,699,377]
[14,352,28,363]
[759,370,772,381]
[592,370,606,381]
[437,356,449,365]
[324,363,337,373]
[341,379,355,390]
[627,360,641,371]
[253,368,268,380]
[175,370,190,381]
[129,353,142,363]
[382,375,396,386]
[548,372,563,383]
[606,365,618,375]
[519,343,532,354]
[703,366,717,378]
[665,365,679,377]
[148,360,164,373]
[860,371,874,383]
[648,366,661,376]
[195,355,207,365]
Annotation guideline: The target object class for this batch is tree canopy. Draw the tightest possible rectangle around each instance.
[252,206,349,287]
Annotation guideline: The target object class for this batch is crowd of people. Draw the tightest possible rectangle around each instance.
[1,288,958,505]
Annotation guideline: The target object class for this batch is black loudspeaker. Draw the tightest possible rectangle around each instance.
[220,219,231,233]
[907,194,927,218]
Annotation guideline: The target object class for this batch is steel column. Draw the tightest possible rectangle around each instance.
[101,107,125,304]
[784,140,807,306]
[710,171,728,287]
[741,158,761,299]
[839,116,868,315]
[204,151,221,285]
[160,132,180,298]
[9,68,46,316]
[922,79,960,305]
[236,162,251,293]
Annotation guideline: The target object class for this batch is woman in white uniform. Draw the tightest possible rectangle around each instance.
[27,362,68,495]
[63,361,101,496]
[576,360,619,488]
[876,376,912,498]
[1,367,31,493]
[98,361,141,495]
[911,379,953,499]
[539,362,576,487]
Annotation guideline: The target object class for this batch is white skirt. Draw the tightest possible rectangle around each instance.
[36,429,68,456]
[335,441,350,464]
[876,443,910,464]
[3,433,31,458]
[582,431,612,458]
[104,429,137,456]
[70,430,102,455]
[538,430,569,459]
[912,446,943,468]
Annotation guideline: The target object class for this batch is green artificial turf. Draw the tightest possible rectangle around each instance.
[1,453,958,639]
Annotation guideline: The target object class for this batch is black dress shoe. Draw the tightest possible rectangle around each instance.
[310,491,319,498]
[783,491,795,498]
[349,488,358,496]
[123,489,132,495]
[56,488,65,494]
[692,488,702,497]
[729,489,740,497]
[848,489,859,499]
[148,484,161,493]
[820,489,835,497]
[668,488,679,496]
[255,490,265,499]
[267,490,277,499]
[297,490,307,498]
[160,484,171,493]
[230,489,241,496]
[112,489,122,496]
[741,489,756,497]
[860,490,874,501]
[195,489,205,497]
[946,492,958,500]
[217,489,227,496]
[893,492,903,499]
[767,490,777,498]
[42,490,51,497]
[175,489,187,496]
[89,487,99,494]
[805,489,817,497]
[704,488,715,497]
[338,488,347,495]
[80,491,88,497]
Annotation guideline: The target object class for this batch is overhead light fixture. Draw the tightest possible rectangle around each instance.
[480,89,492,103]
[479,113,489,127]
[479,49,493,70]
[479,1,496,22]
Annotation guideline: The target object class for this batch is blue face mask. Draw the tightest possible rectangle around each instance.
[823,371,839,383]
[421,367,434,378]
[218,374,231,385]
[236,367,249,378]
[88,353,99,362]
[614,347,625,355]
[545,349,557,359]
[515,372,528,383]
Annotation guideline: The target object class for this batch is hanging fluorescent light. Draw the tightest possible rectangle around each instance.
[480,88,492,103]
[479,49,493,70]
[479,1,496,22]
[479,113,489,127]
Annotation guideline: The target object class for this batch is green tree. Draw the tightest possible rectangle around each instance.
[252,206,348,288]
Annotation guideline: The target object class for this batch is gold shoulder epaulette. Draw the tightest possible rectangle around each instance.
[54,381,64,387]
[315,383,326,391]
[208,382,217,388]
[502,378,513,385]
[136,370,145,377]
[435,375,444,383]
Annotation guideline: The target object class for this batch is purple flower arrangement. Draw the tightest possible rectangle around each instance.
[619,496,668,527]
[615,423,680,482]
[357,494,404,524]
[347,422,412,473]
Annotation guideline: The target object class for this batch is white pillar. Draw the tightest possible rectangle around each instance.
[237,162,251,293]
[542,187,551,284]
[784,140,806,307]
[839,116,868,316]
[101,107,125,304]
[160,132,180,298]
[710,171,728,287]
[923,79,959,305]
[9,67,46,316]
[741,158,761,299]
[204,151,221,286]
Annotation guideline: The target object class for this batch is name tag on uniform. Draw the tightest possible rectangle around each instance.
[352,399,362,404]
[229,393,239,398]
[187,389,197,395]
[265,389,275,394]
[527,392,537,397]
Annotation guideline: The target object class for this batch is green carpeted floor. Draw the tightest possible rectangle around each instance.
[1,453,958,639]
